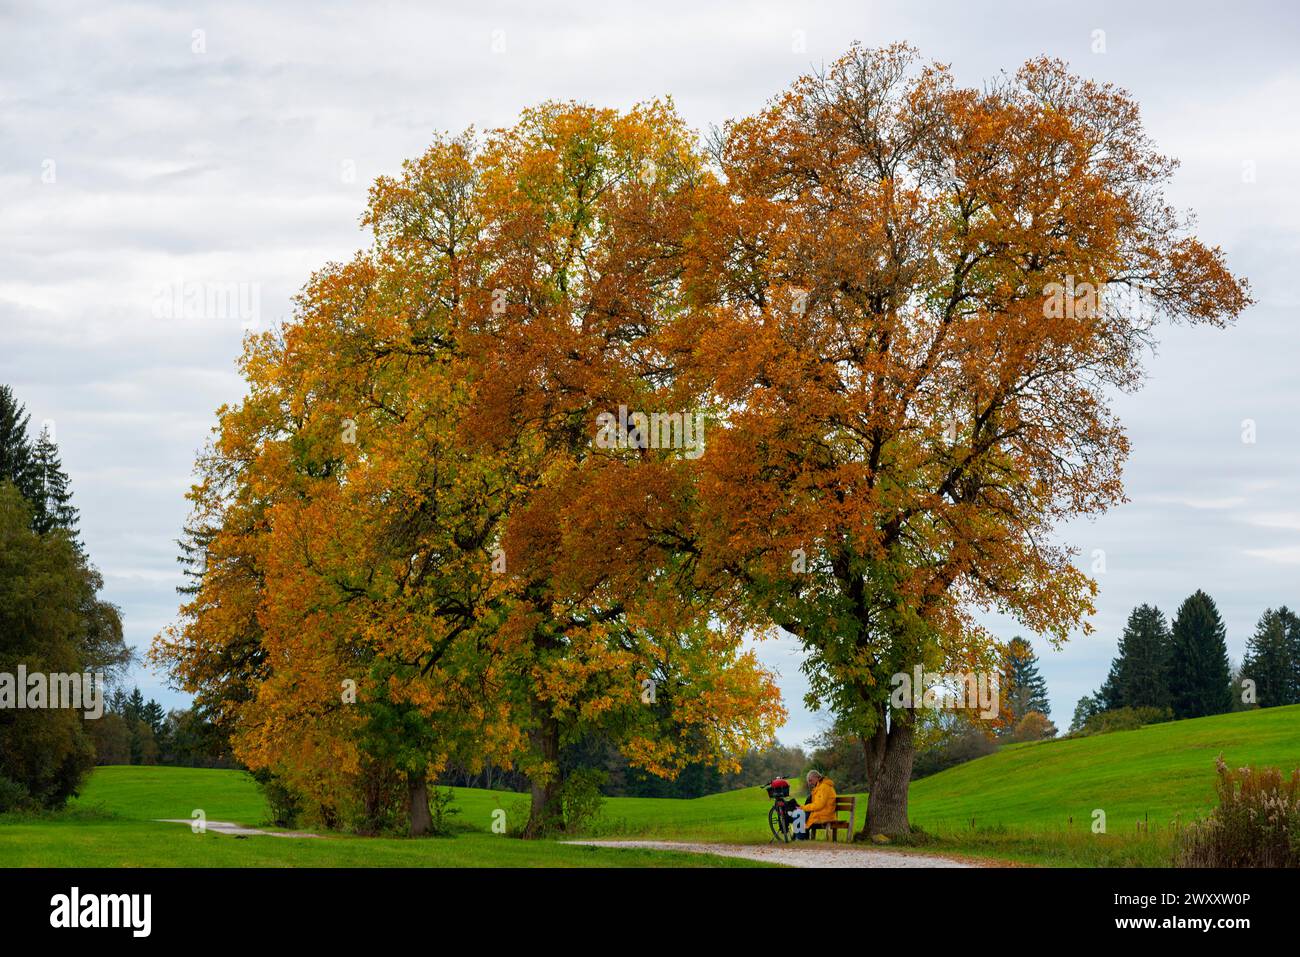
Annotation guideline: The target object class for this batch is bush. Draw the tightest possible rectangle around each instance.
[1072,706,1172,737]
[0,774,30,813]
[1009,710,1058,742]
[912,727,998,780]
[251,770,301,829]
[1178,755,1300,867]
[560,768,607,832]
[427,786,461,837]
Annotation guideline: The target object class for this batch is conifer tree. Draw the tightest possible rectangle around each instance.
[1278,606,1300,706]
[0,385,34,495]
[1168,590,1233,719]
[1103,604,1172,710]
[1000,637,1052,734]
[28,426,79,538]
[1242,608,1295,707]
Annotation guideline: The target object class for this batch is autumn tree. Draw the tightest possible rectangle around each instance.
[459,101,784,835]
[687,44,1249,837]
[153,235,526,833]
[153,103,782,837]
[1009,710,1056,742]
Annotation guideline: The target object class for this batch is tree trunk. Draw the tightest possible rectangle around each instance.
[863,708,887,792]
[361,766,384,836]
[408,772,432,837]
[862,709,915,840]
[522,715,564,839]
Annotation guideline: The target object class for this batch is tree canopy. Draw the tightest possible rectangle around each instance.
[152,42,1250,839]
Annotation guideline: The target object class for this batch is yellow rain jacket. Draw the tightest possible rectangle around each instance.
[801,777,838,827]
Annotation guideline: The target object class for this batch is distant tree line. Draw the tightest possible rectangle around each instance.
[86,686,235,769]
[1072,590,1298,733]
[437,732,810,800]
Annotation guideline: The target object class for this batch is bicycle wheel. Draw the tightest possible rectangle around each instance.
[768,803,790,842]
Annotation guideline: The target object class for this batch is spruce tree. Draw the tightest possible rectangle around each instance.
[1282,606,1300,706]
[1242,608,1296,707]
[1096,663,1121,711]
[1168,590,1233,719]
[28,426,78,538]
[142,699,167,738]
[176,521,214,596]
[1106,604,1172,710]
[126,687,146,723]
[0,384,34,494]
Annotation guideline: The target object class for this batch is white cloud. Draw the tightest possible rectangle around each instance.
[1243,547,1300,565]
[3,0,1295,731]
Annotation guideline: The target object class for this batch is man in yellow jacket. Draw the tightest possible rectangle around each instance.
[795,771,836,840]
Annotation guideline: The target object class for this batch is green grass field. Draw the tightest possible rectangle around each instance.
[3,705,1297,867]
[0,768,765,868]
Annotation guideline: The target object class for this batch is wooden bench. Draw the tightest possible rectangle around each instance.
[813,795,857,842]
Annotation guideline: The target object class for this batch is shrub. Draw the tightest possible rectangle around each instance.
[1177,755,1300,867]
[912,727,998,780]
[1009,710,1058,742]
[251,770,302,829]
[560,768,607,833]
[1072,706,1172,737]
[427,786,461,837]
[0,774,30,814]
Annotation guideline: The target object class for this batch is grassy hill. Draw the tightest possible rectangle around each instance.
[910,704,1300,830]
[541,705,1300,862]
[2,705,1297,867]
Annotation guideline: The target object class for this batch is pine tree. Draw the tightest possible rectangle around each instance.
[1242,608,1296,707]
[28,426,78,538]
[1096,663,1121,711]
[1168,590,1233,719]
[176,521,214,596]
[126,687,146,723]
[0,385,34,495]
[1000,636,1051,734]
[142,699,166,738]
[1105,604,1172,710]
[1282,607,1300,706]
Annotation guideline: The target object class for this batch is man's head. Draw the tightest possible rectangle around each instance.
[806,770,822,787]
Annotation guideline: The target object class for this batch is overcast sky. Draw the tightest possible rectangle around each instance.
[2,0,1298,746]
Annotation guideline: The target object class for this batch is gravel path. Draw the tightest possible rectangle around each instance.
[156,818,322,838]
[565,839,976,868]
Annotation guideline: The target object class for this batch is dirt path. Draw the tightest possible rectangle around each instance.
[156,819,321,838]
[564,839,977,868]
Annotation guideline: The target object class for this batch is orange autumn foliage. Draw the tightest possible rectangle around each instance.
[680,44,1250,836]
[152,102,783,835]
[153,43,1248,839]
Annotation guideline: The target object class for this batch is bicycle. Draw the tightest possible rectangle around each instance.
[763,777,801,843]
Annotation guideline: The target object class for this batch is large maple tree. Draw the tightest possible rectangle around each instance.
[683,43,1250,837]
